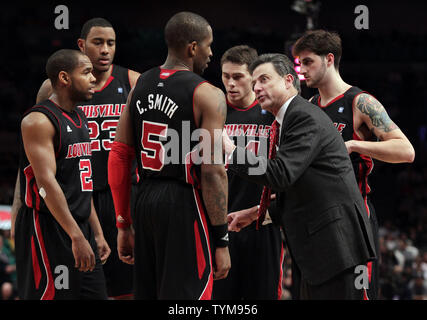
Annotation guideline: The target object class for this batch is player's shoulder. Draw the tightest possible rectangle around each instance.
[195,82,225,100]
[21,107,55,132]
[40,78,52,89]
[113,64,141,88]
[36,79,53,103]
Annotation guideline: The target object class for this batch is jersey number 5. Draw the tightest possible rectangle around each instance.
[140,121,168,171]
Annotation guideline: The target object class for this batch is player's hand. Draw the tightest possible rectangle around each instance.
[222,130,236,156]
[71,235,96,272]
[213,247,231,280]
[95,234,111,265]
[117,227,135,265]
[227,205,258,232]
[345,140,355,154]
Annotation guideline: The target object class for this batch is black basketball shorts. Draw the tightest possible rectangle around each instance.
[15,206,107,300]
[133,179,213,299]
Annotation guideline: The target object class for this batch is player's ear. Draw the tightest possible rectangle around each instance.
[58,71,70,87]
[326,53,335,68]
[187,41,197,58]
[77,38,86,53]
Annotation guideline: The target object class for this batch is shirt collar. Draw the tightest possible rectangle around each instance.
[275,94,297,127]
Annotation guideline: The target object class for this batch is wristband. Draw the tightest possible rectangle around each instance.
[211,223,229,247]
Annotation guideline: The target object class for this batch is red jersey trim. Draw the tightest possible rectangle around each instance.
[192,187,213,300]
[194,220,207,280]
[47,99,83,128]
[159,68,181,79]
[96,65,115,92]
[61,112,83,128]
[31,235,42,290]
[226,98,258,111]
[317,87,353,108]
[33,209,55,300]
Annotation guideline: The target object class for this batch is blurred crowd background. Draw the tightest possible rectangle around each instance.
[1,0,426,300]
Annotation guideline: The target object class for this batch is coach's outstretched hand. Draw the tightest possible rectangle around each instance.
[227,205,258,232]
[117,227,135,265]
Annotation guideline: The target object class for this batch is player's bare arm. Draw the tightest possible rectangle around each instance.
[128,70,141,89]
[195,83,230,280]
[196,83,228,225]
[347,93,415,163]
[88,197,111,264]
[114,86,135,146]
[21,112,95,272]
[10,78,54,228]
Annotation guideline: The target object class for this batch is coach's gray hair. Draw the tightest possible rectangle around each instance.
[249,53,301,93]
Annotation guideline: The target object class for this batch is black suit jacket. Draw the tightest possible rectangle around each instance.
[229,95,376,285]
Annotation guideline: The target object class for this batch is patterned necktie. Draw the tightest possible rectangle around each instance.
[257,120,280,229]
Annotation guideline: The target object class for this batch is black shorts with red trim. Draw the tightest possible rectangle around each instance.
[15,206,108,300]
[213,222,284,300]
[133,179,213,299]
[93,187,134,298]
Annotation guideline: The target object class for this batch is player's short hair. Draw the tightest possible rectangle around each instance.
[220,45,258,68]
[46,49,86,87]
[249,53,301,93]
[80,17,113,39]
[292,29,342,69]
[164,12,211,51]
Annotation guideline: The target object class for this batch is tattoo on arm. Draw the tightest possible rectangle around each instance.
[203,174,228,225]
[357,93,398,138]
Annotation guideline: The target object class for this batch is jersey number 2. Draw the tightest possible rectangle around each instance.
[79,159,93,191]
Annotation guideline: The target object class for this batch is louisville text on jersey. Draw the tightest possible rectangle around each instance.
[78,104,126,118]
[66,142,92,159]
[224,123,271,138]
[334,122,346,134]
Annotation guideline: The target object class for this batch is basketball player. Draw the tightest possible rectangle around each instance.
[108,11,231,299]
[15,49,109,299]
[12,18,140,299]
[292,29,415,299]
[213,45,284,300]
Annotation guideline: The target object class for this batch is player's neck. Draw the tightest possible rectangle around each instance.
[227,91,256,109]
[92,65,113,90]
[49,92,76,113]
[162,54,192,72]
[317,72,351,104]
